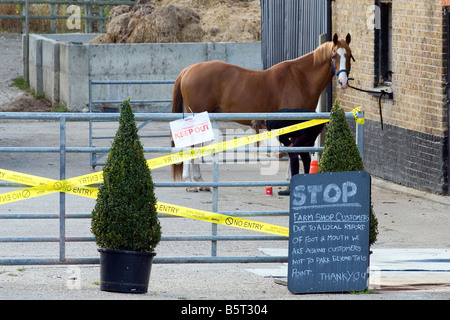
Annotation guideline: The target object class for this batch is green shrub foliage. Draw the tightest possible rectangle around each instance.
[91,99,161,252]
[319,100,378,245]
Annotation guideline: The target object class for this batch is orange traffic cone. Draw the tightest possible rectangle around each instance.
[309,160,318,174]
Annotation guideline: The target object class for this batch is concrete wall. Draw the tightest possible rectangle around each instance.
[27,35,43,96]
[25,34,97,107]
[26,34,263,112]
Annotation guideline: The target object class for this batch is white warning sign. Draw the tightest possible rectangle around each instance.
[170,111,215,148]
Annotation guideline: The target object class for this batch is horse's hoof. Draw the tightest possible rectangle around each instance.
[199,187,211,192]
[186,187,198,192]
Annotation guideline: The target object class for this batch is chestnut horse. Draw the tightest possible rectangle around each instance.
[171,33,354,191]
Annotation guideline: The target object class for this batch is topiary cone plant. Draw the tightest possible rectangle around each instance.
[319,99,378,246]
[91,98,161,293]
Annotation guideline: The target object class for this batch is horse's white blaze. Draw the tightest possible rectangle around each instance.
[337,48,348,89]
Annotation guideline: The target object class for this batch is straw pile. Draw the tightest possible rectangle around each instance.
[89,0,260,44]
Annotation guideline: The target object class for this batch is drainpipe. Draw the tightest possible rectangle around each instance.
[326,0,333,111]
[445,7,450,194]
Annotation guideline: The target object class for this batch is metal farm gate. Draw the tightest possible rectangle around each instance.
[0,111,364,265]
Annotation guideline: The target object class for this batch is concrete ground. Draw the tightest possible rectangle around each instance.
[0,33,449,302]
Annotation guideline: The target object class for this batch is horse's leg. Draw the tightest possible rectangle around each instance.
[189,143,210,192]
[183,159,199,192]
[192,160,211,192]
[278,164,291,196]
[286,165,292,180]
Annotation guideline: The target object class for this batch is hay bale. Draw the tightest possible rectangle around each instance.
[89,34,111,44]
[89,0,260,44]
[110,5,132,19]
[105,11,135,43]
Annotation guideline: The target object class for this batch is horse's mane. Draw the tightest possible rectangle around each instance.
[313,41,332,67]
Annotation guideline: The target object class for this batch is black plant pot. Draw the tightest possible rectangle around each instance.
[98,248,156,293]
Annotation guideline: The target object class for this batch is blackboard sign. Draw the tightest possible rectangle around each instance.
[288,171,371,294]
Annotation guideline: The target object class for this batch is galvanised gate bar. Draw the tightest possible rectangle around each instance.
[0,111,364,265]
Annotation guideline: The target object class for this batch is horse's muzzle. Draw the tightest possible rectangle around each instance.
[339,81,349,89]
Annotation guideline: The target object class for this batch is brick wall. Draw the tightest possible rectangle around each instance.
[332,0,449,194]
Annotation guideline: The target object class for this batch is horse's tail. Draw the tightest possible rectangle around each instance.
[171,72,184,181]
[172,71,185,114]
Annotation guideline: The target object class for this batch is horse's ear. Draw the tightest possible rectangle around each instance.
[333,33,339,45]
[345,33,351,45]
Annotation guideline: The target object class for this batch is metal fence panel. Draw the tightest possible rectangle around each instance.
[0,0,135,33]
[0,111,364,265]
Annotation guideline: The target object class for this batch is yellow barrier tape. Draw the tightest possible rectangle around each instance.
[0,168,54,186]
[352,107,365,124]
[0,168,98,204]
[0,118,329,205]
[146,118,330,170]
[0,168,288,236]
[156,202,289,237]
